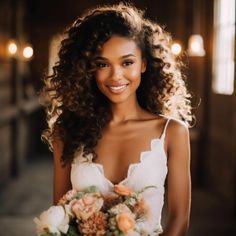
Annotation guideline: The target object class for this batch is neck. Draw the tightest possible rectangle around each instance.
[109,96,143,125]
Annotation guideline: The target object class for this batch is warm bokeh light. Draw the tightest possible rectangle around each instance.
[188,34,205,57]
[191,41,201,52]
[8,42,18,55]
[23,46,33,59]
[171,42,182,55]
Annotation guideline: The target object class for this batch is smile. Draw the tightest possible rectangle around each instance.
[107,84,129,94]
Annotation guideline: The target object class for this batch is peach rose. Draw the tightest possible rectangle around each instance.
[134,199,151,219]
[116,212,135,234]
[71,193,103,221]
[58,189,77,205]
[114,185,133,196]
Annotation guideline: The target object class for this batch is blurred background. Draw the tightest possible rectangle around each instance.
[0,0,235,235]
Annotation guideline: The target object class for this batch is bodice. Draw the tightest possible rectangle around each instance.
[71,119,171,235]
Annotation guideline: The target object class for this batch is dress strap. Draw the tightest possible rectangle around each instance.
[160,118,171,140]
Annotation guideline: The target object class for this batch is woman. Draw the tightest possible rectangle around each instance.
[42,3,192,235]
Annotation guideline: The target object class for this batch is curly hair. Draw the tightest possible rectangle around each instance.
[41,3,193,164]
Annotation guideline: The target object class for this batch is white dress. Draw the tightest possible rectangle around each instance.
[71,118,171,235]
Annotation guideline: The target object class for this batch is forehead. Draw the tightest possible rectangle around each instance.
[99,36,141,57]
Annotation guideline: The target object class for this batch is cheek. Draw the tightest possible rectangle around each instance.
[95,70,109,85]
[127,65,142,81]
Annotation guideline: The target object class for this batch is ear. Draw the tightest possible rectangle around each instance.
[141,58,147,73]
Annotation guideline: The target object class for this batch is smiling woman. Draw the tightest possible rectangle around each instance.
[40,2,193,236]
[95,36,146,103]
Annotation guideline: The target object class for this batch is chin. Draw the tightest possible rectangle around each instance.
[106,94,130,104]
[109,93,139,105]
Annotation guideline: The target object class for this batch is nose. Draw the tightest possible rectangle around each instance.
[110,65,123,81]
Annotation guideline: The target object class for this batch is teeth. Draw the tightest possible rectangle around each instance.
[109,85,127,90]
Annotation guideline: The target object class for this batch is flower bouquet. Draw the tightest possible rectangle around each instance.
[34,185,155,236]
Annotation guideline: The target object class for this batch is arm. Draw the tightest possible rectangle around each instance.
[161,120,191,236]
[52,137,72,204]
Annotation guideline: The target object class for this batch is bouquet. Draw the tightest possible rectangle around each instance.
[34,185,155,236]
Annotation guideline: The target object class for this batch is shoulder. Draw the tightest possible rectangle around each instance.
[167,118,189,136]
[164,117,190,151]
[157,115,189,135]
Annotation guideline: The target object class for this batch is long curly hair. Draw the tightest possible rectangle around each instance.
[41,3,193,164]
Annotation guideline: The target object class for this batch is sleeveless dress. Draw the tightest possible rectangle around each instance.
[71,118,171,235]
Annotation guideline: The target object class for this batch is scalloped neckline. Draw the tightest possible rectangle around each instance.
[93,137,165,186]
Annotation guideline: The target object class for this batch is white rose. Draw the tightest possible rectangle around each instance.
[34,205,69,236]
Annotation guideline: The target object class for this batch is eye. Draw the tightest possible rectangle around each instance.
[122,60,134,66]
[95,62,108,69]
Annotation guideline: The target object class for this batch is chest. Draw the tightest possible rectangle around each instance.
[71,137,168,194]
[93,122,165,184]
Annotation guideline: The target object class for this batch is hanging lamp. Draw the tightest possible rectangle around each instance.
[187,0,206,57]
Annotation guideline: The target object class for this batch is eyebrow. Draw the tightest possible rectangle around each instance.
[95,54,135,60]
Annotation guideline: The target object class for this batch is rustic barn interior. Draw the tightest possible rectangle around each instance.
[0,0,235,235]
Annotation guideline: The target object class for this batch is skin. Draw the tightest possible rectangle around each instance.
[53,36,191,236]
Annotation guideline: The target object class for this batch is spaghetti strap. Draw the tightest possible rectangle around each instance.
[160,118,171,140]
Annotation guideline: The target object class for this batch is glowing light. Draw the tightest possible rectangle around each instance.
[188,34,205,56]
[171,43,182,55]
[8,42,18,55]
[212,0,235,95]
[23,46,33,59]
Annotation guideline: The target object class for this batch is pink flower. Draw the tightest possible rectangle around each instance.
[71,193,103,221]
[114,185,133,196]
[58,189,77,205]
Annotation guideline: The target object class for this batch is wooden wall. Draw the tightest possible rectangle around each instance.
[0,0,44,185]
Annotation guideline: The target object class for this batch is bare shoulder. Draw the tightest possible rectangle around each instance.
[165,118,190,151]
[168,118,189,136]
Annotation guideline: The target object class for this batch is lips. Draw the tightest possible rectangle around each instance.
[106,83,129,94]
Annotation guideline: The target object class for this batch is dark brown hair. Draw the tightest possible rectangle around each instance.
[41,3,192,163]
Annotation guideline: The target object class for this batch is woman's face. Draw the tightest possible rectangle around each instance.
[95,36,146,104]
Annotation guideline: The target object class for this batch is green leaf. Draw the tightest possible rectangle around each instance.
[66,225,80,236]
[61,225,80,236]
[138,185,157,194]
[74,192,85,199]
[85,185,100,193]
